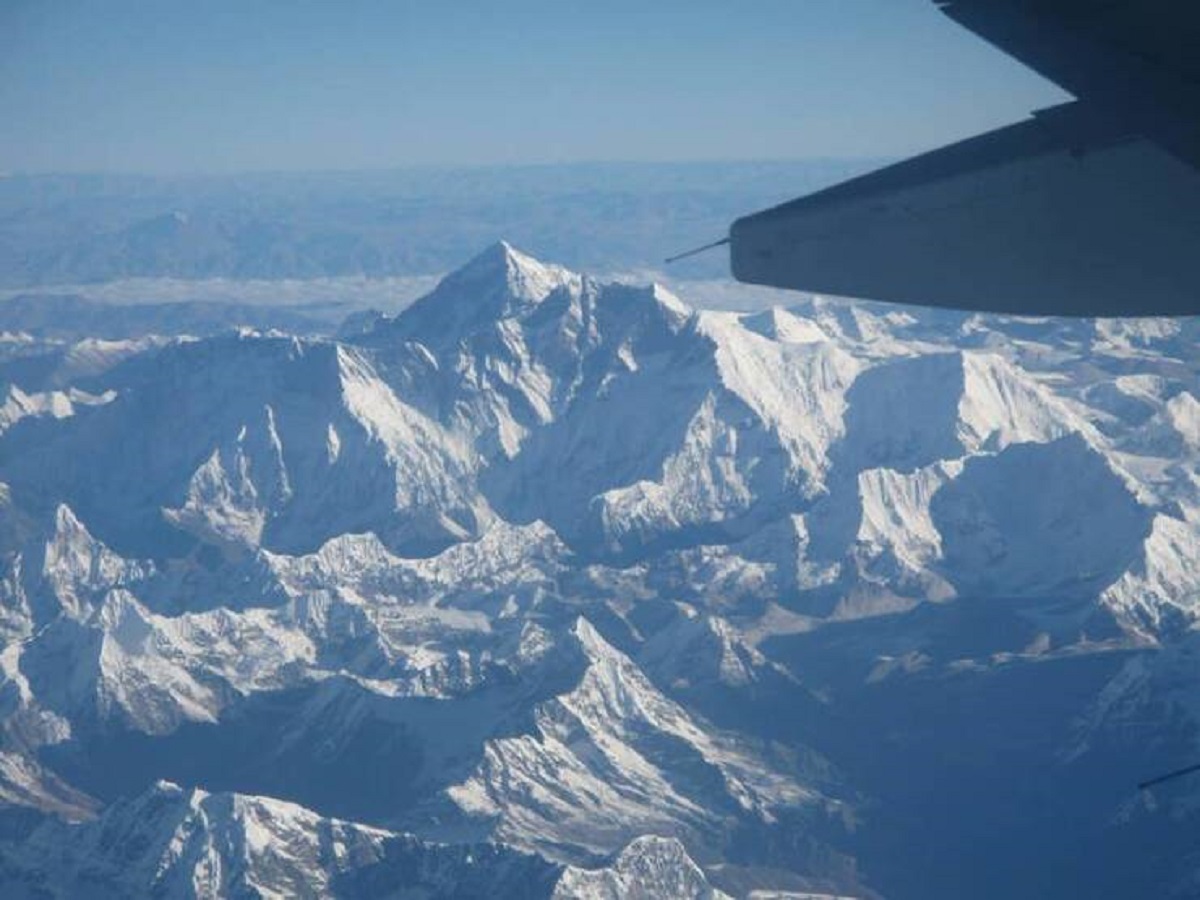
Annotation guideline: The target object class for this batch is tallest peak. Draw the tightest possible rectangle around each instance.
[484,238,518,256]
[449,239,580,308]
[461,240,552,280]
[388,241,582,345]
[469,239,518,263]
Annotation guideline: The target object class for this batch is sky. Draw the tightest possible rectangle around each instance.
[0,0,1068,174]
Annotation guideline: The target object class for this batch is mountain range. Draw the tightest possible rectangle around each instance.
[0,241,1196,897]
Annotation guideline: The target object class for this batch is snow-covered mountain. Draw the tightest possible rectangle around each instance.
[0,242,1195,898]
[0,779,561,899]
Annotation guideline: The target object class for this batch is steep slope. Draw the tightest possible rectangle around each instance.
[836,350,1086,474]
[1101,513,1200,634]
[386,240,582,350]
[0,384,114,436]
[930,435,1152,600]
[448,619,831,861]
[554,835,731,900]
[0,780,559,899]
[361,245,864,560]
[0,333,488,557]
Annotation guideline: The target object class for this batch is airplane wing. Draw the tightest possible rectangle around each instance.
[729,0,1200,316]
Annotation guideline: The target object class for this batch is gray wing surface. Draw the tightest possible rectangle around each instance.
[729,0,1200,316]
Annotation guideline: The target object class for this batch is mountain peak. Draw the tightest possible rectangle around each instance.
[453,239,521,276]
[555,835,729,899]
[452,240,578,306]
[386,241,581,346]
[571,615,622,663]
[470,238,522,266]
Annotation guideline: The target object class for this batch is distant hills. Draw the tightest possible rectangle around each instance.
[0,161,876,286]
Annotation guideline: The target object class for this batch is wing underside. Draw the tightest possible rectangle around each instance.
[730,0,1200,316]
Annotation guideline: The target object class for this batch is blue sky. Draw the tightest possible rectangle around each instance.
[0,0,1067,174]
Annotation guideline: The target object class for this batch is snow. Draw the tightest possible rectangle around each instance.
[856,463,954,572]
[1101,513,1200,633]
[699,310,861,491]
[555,835,731,899]
[0,384,114,434]
[448,617,820,859]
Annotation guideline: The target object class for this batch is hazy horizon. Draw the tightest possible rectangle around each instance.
[0,155,888,179]
[0,157,884,286]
